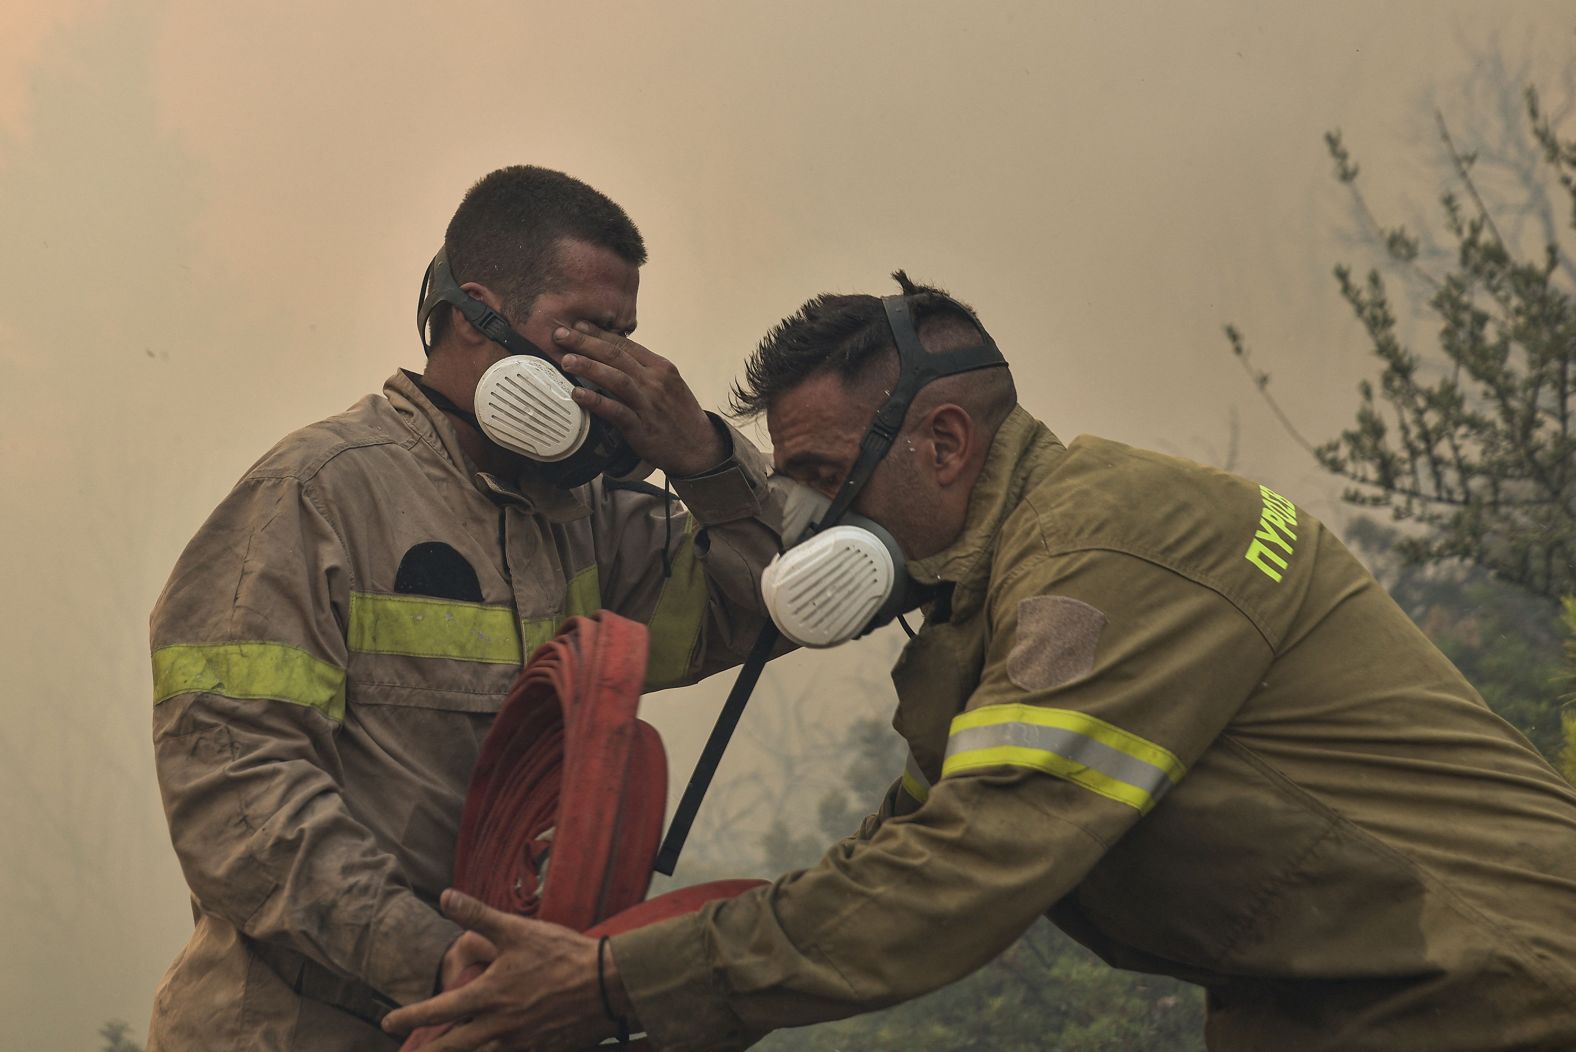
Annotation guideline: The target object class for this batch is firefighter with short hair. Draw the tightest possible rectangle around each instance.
[147,166,784,1050]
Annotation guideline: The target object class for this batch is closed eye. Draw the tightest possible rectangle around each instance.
[600,315,636,338]
[775,463,843,497]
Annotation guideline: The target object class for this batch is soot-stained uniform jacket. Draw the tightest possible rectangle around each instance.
[612,405,1576,1051]
[147,370,783,1051]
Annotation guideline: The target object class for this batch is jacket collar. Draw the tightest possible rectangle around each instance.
[907,405,1064,615]
[384,370,590,523]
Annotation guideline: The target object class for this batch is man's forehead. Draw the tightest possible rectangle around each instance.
[767,373,873,458]
[549,238,639,329]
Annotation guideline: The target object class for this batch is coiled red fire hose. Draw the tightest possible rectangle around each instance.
[402,612,764,1049]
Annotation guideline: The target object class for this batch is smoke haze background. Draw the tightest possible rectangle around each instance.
[0,2,1571,1046]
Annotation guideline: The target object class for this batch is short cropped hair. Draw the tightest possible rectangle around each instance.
[730,271,1006,417]
[434,166,645,342]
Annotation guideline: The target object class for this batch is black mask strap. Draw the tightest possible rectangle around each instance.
[417,247,557,363]
[653,621,779,875]
[817,294,1006,528]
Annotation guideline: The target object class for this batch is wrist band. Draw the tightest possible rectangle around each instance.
[597,935,631,1044]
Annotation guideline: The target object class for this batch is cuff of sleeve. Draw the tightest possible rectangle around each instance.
[611,912,752,1052]
[669,416,771,527]
[364,893,464,1006]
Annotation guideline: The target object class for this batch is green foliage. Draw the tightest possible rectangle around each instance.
[1230,86,1576,600]
[99,1021,143,1052]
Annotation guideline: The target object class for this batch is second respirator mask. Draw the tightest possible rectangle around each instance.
[758,478,917,648]
[416,248,646,488]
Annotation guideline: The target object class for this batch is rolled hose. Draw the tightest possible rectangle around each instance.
[402,612,765,1048]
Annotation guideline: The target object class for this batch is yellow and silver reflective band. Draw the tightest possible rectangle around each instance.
[900,750,932,805]
[642,518,709,691]
[152,642,348,721]
[349,592,523,664]
[522,565,603,660]
[942,704,1186,814]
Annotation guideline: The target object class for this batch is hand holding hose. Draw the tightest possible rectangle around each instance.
[386,889,630,1052]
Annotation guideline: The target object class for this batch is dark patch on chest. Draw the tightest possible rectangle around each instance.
[394,541,483,602]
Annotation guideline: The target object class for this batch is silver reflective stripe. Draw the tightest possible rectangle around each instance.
[945,721,1177,809]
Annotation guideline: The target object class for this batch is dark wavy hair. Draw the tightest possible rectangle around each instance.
[730,271,997,417]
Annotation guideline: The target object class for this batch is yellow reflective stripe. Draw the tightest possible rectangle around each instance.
[521,618,558,661]
[152,642,347,721]
[942,704,1186,815]
[644,520,709,690]
[348,592,522,664]
[949,704,1185,781]
[565,563,602,618]
[944,744,1160,812]
[520,565,602,661]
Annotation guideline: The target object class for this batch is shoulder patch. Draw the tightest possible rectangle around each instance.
[1008,595,1107,692]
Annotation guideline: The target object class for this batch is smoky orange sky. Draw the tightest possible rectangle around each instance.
[1,3,1572,1048]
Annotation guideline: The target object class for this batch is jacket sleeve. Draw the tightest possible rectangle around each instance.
[593,415,786,690]
[150,474,460,1006]
[610,548,1273,1050]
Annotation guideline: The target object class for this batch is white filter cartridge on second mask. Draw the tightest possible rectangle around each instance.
[760,525,898,648]
[474,356,591,461]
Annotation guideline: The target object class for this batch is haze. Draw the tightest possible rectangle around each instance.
[1,3,1571,1047]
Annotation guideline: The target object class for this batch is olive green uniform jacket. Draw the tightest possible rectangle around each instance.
[148,371,783,1050]
[614,406,1576,1051]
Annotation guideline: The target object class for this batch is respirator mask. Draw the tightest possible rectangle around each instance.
[759,293,1008,648]
[757,480,916,648]
[416,248,647,488]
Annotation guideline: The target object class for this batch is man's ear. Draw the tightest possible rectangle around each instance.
[447,282,506,348]
[925,404,975,487]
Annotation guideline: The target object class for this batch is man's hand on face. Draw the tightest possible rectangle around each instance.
[552,321,728,478]
[385,889,624,1052]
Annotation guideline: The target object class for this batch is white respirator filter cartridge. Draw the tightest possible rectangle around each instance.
[473,356,591,461]
[760,524,898,648]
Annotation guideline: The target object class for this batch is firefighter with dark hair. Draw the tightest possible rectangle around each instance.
[147,166,784,1049]
[385,273,1576,1052]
